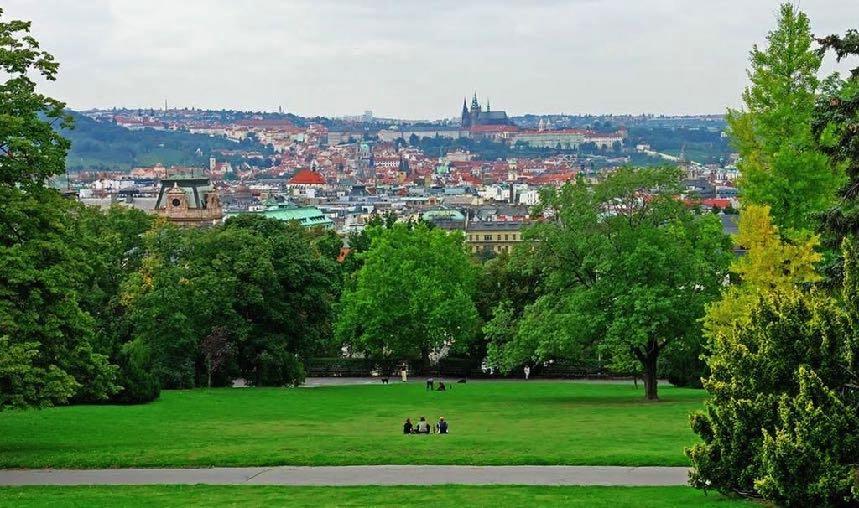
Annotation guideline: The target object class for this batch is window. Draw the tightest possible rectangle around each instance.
[484,235,492,241]
[505,234,509,241]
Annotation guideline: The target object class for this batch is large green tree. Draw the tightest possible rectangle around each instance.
[336,222,478,374]
[728,3,840,233]
[0,10,137,409]
[0,187,121,409]
[488,168,731,399]
[123,216,340,388]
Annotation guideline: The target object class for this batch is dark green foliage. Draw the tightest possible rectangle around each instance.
[0,187,121,409]
[472,251,540,366]
[110,340,160,404]
[255,343,305,387]
[688,288,848,496]
[756,367,859,507]
[123,216,340,389]
[689,239,859,505]
[815,30,859,254]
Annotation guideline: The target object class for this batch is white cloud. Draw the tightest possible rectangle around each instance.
[3,0,859,118]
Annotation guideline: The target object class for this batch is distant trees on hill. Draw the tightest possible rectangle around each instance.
[61,113,267,171]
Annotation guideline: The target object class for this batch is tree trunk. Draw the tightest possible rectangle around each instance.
[207,359,212,388]
[633,342,660,401]
[642,357,658,400]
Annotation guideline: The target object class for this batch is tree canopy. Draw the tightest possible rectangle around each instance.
[487,167,732,399]
[122,216,341,389]
[336,222,479,373]
[728,4,841,233]
[0,8,72,188]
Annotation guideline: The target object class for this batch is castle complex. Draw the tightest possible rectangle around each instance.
[460,93,513,129]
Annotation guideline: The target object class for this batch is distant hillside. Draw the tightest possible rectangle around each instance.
[627,125,732,165]
[61,113,264,171]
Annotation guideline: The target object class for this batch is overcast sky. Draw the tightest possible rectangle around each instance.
[5,1,859,119]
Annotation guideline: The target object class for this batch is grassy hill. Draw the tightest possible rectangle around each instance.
[0,381,703,468]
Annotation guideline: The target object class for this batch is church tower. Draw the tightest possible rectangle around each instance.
[469,92,482,127]
[461,98,470,128]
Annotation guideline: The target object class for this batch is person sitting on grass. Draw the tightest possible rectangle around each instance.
[403,418,413,434]
[416,416,430,434]
[436,382,446,391]
[436,417,448,434]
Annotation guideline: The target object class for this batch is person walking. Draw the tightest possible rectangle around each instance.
[524,365,531,380]
[426,377,434,391]
[401,366,408,382]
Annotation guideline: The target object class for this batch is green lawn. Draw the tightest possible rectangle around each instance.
[0,486,751,507]
[0,381,704,468]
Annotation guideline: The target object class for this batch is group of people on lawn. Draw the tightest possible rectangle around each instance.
[403,416,447,434]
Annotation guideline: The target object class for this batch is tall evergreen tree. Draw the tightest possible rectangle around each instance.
[815,29,859,253]
[728,4,840,233]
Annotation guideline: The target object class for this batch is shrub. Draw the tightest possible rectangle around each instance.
[110,340,160,404]
[257,345,305,387]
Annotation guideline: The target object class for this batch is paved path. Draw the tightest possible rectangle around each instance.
[0,466,689,486]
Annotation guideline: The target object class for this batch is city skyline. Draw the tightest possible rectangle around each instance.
[6,0,859,119]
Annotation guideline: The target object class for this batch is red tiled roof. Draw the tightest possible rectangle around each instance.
[288,169,326,185]
[699,198,732,209]
[529,172,577,185]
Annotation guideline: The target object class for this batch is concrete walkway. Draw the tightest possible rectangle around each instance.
[0,466,689,486]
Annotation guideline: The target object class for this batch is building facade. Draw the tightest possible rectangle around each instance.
[154,172,223,227]
[465,221,527,255]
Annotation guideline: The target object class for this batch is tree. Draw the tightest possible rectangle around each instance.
[488,168,731,399]
[474,251,540,365]
[756,367,858,507]
[0,187,122,407]
[0,9,72,188]
[122,216,340,388]
[0,336,76,410]
[336,223,478,374]
[200,326,232,388]
[689,208,858,506]
[728,4,840,233]
[815,29,859,258]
